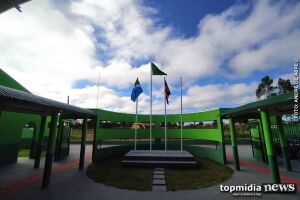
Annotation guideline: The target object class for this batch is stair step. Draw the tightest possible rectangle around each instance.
[122,160,197,164]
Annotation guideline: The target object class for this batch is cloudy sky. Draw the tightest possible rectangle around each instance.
[0,0,299,114]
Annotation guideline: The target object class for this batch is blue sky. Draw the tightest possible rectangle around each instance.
[143,0,235,38]
[0,0,299,113]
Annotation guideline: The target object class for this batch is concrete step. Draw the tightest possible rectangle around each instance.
[121,160,197,168]
[153,174,165,179]
[154,171,165,175]
[153,179,165,185]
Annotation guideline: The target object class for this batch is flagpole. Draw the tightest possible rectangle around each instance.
[135,97,138,151]
[180,77,183,152]
[164,77,167,152]
[150,65,152,151]
[96,72,100,108]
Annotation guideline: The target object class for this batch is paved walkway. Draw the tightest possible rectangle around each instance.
[152,168,166,192]
[0,145,299,199]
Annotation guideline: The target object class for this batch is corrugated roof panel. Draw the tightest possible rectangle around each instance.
[0,85,96,117]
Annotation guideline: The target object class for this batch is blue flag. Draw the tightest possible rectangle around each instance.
[131,78,143,102]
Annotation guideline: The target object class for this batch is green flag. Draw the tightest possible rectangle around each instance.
[151,62,167,76]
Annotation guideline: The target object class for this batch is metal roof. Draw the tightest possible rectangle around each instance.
[0,85,95,118]
[220,91,296,118]
[0,0,30,14]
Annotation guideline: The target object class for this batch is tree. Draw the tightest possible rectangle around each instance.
[278,78,293,94]
[256,75,294,99]
[256,76,276,99]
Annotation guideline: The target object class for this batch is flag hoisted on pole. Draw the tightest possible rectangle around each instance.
[131,78,143,151]
[150,62,167,151]
[164,77,171,151]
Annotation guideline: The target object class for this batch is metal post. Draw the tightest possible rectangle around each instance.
[164,77,167,152]
[260,110,280,183]
[150,65,152,151]
[34,115,47,169]
[180,77,183,152]
[96,73,100,108]
[135,98,138,151]
[79,118,87,170]
[229,118,240,170]
[42,113,59,188]
[276,116,292,171]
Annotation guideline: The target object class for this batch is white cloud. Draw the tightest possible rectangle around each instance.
[0,0,298,114]
[230,30,300,76]
[0,0,99,101]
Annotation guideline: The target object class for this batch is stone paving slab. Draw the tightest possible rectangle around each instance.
[155,168,164,171]
[153,179,165,185]
[152,185,166,192]
[153,174,165,179]
[154,171,164,175]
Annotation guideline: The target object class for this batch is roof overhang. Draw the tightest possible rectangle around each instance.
[0,0,31,14]
[220,92,296,119]
[0,85,96,118]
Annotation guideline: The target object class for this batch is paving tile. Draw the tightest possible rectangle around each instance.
[153,179,165,185]
[154,171,164,175]
[152,185,166,192]
[153,174,165,179]
[154,168,164,171]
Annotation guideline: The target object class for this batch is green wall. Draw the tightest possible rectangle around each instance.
[92,108,226,164]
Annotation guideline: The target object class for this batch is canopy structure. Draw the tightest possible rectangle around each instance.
[0,0,30,13]
[220,91,298,184]
[0,85,95,188]
[220,92,296,118]
[0,85,95,118]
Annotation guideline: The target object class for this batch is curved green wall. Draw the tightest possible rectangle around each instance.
[91,108,226,164]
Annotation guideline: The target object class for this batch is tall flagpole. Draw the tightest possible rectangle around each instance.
[135,97,138,151]
[150,65,152,151]
[180,77,183,152]
[96,72,100,108]
[164,77,167,152]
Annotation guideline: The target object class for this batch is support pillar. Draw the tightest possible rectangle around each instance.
[34,115,47,169]
[276,116,292,171]
[67,126,72,156]
[79,118,87,170]
[260,110,280,183]
[42,113,59,188]
[218,118,227,164]
[229,118,240,170]
[92,117,99,163]
[54,117,63,161]
[29,125,38,159]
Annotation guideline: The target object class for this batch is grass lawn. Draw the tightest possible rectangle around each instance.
[86,156,153,191]
[86,156,233,191]
[166,157,233,191]
[18,149,46,157]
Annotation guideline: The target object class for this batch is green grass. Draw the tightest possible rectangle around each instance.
[18,149,46,157]
[86,156,233,191]
[165,157,233,191]
[86,156,153,191]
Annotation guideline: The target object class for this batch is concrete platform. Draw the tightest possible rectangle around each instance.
[121,150,197,168]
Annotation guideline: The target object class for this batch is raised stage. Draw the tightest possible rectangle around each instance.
[121,150,197,168]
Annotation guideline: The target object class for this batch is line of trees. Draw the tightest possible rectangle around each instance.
[256,75,293,99]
